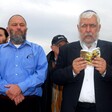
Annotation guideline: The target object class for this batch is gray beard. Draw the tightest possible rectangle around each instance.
[10,35,26,45]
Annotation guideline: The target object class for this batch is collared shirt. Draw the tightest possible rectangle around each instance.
[78,40,97,103]
[0,40,48,96]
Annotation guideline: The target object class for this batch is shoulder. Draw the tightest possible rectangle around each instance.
[47,51,54,61]
[98,39,112,47]
[0,43,9,49]
[60,41,80,51]
[27,41,46,54]
[28,41,44,51]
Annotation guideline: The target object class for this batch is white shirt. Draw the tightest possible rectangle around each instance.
[78,41,97,103]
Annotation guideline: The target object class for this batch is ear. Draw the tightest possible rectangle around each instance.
[6,36,9,42]
[51,45,54,51]
[26,27,28,31]
[98,24,101,32]
[77,24,80,31]
[51,45,57,52]
[6,27,9,34]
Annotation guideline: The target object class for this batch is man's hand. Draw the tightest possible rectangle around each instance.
[92,57,106,75]
[5,84,21,100]
[14,93,25,105]
[72,57,87,74]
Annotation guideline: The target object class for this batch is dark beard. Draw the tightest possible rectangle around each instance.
[10,34,26,45]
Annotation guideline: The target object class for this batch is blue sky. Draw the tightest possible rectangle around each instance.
[1,0,112,54]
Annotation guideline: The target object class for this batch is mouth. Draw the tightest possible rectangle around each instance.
[85,34,93,37]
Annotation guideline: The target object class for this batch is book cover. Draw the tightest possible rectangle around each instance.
[80,47,100,64]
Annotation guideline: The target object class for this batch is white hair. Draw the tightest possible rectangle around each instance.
[78,10,100,25]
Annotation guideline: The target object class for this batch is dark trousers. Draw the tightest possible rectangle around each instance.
[0,95,41,112]
[75,102,97,112]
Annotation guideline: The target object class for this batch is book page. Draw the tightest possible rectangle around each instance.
[80,47,100,64]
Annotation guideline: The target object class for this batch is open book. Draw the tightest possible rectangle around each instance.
[80,47,100,64]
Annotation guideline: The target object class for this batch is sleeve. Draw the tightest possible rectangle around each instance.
[52,46,75,85]
[73,70,77,77]
[0,76,9,94]
[102,64,112,81]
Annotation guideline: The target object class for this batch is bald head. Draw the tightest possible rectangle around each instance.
[8,14,27,26]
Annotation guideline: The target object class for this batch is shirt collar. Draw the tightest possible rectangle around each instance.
[3,40,32,48]
[80,40,97,50]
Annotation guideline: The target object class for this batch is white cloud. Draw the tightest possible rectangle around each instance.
[1,0,112,54]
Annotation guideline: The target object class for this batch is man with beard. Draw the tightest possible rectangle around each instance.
[0,14,48,112]
[52,10,112,112]
[0,27,9,44]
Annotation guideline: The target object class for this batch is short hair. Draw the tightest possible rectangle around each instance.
[78,10,100,25]
[8,14,27,25]
[0,27,9,38]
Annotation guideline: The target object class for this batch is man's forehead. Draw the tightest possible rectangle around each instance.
[80,16,97,23]
[8,15,27,25]
[10,16,25,22]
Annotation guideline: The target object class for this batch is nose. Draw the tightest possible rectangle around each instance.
[16,24,21,29]
[86,25,91,32]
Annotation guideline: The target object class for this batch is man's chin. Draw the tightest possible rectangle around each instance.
[84,38,96,43]
[84,40,95,44]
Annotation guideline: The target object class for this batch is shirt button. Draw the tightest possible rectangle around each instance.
[16,56,18,58]
[16,65,18,67]
[16,74,18,75]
